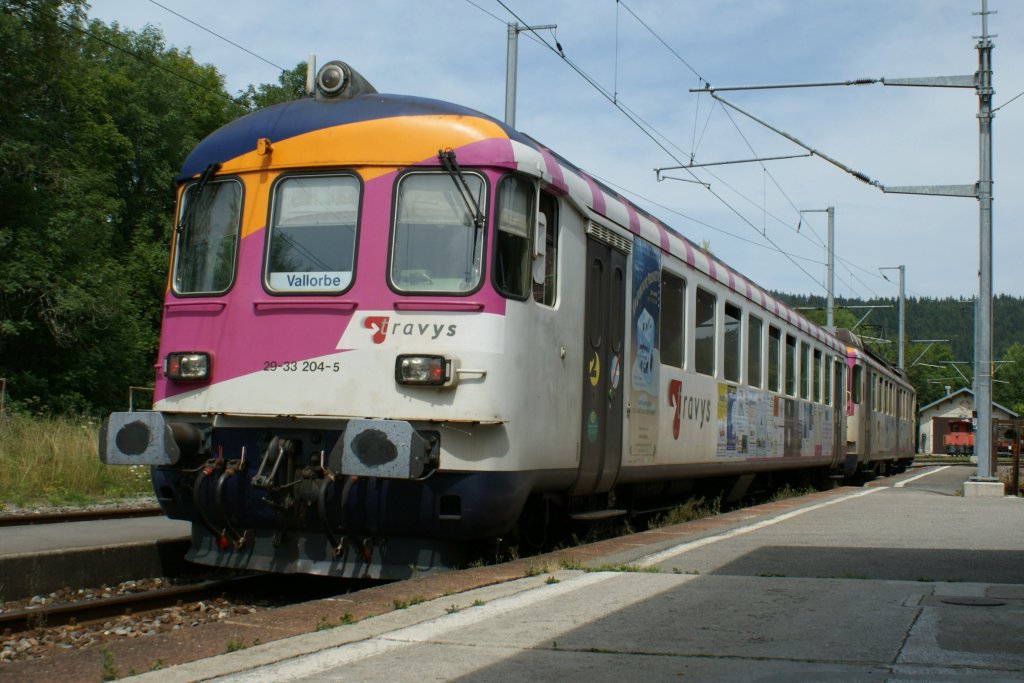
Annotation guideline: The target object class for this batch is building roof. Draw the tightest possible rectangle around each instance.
[917,387,1019,418]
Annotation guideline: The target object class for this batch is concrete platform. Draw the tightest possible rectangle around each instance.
[125,465,1022,683]
[1,516,189,557]
[0,517,190,597]
[5,465,1022,682]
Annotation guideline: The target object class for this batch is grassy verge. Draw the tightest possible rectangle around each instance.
[0,414,153,509]
[649,496,722,528]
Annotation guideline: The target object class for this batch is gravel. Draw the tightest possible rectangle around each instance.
[1,577,263,663]
[0,497,264,664]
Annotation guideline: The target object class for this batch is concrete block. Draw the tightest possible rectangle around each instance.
[963,480,1005,497]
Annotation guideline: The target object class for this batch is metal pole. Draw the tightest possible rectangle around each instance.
[826,207,835,330]
[504,22,557,128]
[505,22,518,127]
[973,0,995,481]
[879,265,904,368]
[1013,418,1021,496]
[898,265,905,369]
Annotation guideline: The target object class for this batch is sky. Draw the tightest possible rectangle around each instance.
[84,0,1024,301]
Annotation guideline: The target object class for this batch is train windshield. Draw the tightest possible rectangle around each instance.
[391,172,486,293]
[265,174,360,293]
[173,179,242,294]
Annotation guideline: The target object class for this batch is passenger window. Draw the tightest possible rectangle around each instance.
[265,174,359,294]
[748,316,763,388]
[724,302,741,382]
[494,175,534,299]
[695,288,716,376]
[785,334,797,396]
[852,365,862,404]
[391,172,486,293]
[799,343,810,399]
[824,354,833,405]
[532,192,559,306]
[768,326,782,392]
[813,349,822,402]
[660,271,686,368]
[173,179,242,294]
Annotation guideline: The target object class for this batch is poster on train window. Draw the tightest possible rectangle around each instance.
[629,239,660,463]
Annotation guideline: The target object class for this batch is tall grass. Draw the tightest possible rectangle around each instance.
[649,496,722,528]
[0,414,153,508]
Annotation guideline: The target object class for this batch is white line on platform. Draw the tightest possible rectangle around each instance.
[636,487,885,568]
[894,465,950,488]
[211,571,619,682]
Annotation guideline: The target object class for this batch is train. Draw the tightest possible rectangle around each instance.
[943,418,1019,456]
[99,60,915,579]
[943,418,974,456]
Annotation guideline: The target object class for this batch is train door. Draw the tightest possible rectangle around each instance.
[862,368,874,461]
[895,385,902,456]
[832,359,844,467]
[572,237,626,496]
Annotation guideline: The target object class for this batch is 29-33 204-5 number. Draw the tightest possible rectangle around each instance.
[263,360,340,373]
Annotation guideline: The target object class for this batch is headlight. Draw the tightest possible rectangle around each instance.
[165,352,211,381]
[395,355,454,387]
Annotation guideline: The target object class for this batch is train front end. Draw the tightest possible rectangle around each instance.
[98,61,561,578]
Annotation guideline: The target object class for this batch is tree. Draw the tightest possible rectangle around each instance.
[906,343,960,408]
[994,343,1024,415]
[238,62,307,110]
[0,0,240,413]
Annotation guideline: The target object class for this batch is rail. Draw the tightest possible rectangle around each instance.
[0,576,258,633]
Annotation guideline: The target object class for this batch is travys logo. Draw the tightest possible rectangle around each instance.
[667,379,712,440]
[362,316,457,345]
[337,312,500,352]
[363,316,389,344]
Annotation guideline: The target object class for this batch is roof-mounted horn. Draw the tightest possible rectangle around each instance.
[314,60,377,101]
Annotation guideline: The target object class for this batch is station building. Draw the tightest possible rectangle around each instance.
[917,387,1019,455]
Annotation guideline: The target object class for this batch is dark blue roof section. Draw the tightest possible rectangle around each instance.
[178,94,535,182]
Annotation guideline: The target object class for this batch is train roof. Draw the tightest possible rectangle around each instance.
[835,329,911,386]
[181,92,844,353]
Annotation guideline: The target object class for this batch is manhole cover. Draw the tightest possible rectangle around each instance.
[939,597,1006,607]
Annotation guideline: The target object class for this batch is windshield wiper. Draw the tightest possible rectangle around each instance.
[438,149,484,230]
[176,162,222,234]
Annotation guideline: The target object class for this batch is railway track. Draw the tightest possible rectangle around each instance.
[0,506,163,527]
[0,576,261,634]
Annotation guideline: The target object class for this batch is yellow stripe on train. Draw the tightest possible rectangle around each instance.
[216,114,511,181]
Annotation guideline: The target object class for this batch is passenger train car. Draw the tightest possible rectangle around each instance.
[100,61,915,578]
